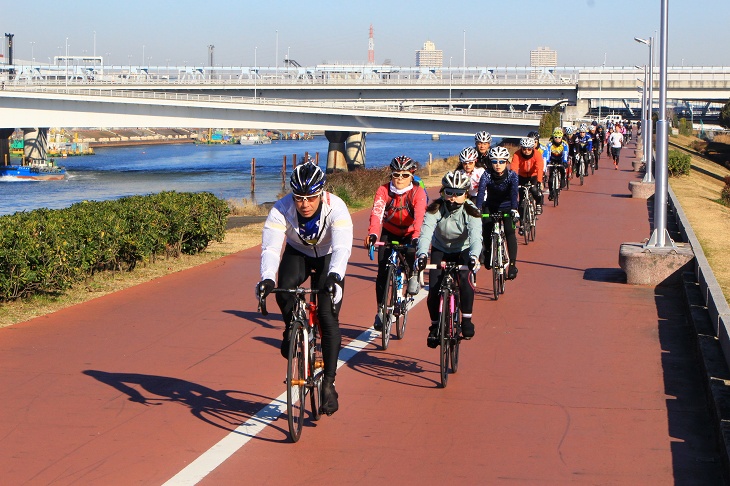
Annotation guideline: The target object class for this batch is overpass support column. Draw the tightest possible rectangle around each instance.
[345,132,366,170]
[23,128,49,163]
[0,128,14,166]
[325,130,350,173]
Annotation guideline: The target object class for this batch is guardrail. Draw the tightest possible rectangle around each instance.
[2,87,546,120]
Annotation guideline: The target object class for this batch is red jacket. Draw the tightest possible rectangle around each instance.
[367,183,427,238]
[510,150,544,182]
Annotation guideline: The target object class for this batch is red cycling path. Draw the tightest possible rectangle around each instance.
[0,144,722,485]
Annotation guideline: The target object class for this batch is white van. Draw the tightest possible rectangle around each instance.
[603,115,622,125]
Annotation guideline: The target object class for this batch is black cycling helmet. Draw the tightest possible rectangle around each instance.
[290,162,326,195]
[390,155,417,173]
[527,131,540,139]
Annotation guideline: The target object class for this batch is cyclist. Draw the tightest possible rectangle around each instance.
[365,155,427,331]
[573,124,593,177]
[416,171,482,346]
[595,123,606,168]
[510,137,544,220]
[474,131,492,168]
[256,162,353,416]
[455,146,485,203]
[476,146,520,280]
[608,125,624,169]
[545,128,569,201]
[528,130,549,190]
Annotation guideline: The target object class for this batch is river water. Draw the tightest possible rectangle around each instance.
[0,133,479,216]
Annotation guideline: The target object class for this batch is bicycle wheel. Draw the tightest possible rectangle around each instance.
[590,153,595,174]
[551,171,560,207]
[450,307,460,373]
[286,320,306,442]
[579,158,585,186]
[310,331,323,421]
[499,237,508,295]
[380,266,394,350]
[491,236,500,301]
[519,199,529,245]
[396,279,408,340]
[439,291,450,388]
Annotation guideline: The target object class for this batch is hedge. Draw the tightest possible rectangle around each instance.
[668,150,691,177]
[0,191,229,301]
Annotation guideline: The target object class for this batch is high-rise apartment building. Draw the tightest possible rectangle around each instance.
[530,47,557,67]
[415,41,443,68]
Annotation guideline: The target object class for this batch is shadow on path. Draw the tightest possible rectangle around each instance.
[83,370,289,442]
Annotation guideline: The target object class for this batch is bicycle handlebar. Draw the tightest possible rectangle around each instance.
[368,240,412,260]
[418,263,470,287]
[258,287,322,316]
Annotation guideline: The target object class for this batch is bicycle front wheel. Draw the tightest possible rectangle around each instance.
[439,291,450,388]
[450,310,460,373]
[396,282,409,340]
[310,331,323,421]
[380,266,395,350]
[519,200,529,245]
[286,320,306,442]
[491,236,500,301]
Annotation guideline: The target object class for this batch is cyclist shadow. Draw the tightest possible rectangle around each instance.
[223,309,282,329]
[83,369,290,443]
[346,350,435,388]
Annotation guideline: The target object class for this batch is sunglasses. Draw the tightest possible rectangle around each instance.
[443,188,466,197]
[293,192,322,202]
[491,160,507,165]
[391,172,412,179]
[462,160,476,165]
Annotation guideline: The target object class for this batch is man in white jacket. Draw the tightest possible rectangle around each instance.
[257,162,353,416]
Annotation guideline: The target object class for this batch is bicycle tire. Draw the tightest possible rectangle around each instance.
[310,331,323,421]
[499,236,508,295]
[439,291,450,388]
[530,216,537,242]
[519,199,529,245]
[286,320,306,442]
[396,278,408,340]
[580,159,585,186]
[590,153,595,174]
[491,235,500,301]
[380,265,394,350]
[450,306,460,373]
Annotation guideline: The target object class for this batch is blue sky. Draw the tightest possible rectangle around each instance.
[2,0,728,68]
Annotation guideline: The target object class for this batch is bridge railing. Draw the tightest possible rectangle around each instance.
[4,86,546,120]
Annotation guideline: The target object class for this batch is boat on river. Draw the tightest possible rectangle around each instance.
[0,160,67,181]
[239,133,272,145]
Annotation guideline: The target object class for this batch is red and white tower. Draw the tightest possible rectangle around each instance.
[368,25,374,64]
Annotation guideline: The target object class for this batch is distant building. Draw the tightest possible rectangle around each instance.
[416,41,443,68]
[530,47,557,67]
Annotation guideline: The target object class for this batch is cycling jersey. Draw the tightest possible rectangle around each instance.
[461,166,485,198]
[261,192,353,284]
[476,168,519,213]
[416,199,482,260]
[367,181,427,239]
[510,150,543,182]
[547,140,569,165]
[573,133,593,153]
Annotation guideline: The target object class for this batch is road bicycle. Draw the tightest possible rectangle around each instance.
[369,241,414,349]
[484,212,510,300]
[421,262,471,388]
[575,151,589,186]
[518,183,537,244]
[258,282,329,442]
[548,162,564,207]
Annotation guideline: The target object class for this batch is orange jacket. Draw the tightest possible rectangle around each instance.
[510,150,544,182]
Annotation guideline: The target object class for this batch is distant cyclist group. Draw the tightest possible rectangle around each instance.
[255,119,631,435]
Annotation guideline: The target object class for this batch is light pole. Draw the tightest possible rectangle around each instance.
[93,31,96,58]
[635,65,648,164]
[646,0,673,248]
[30,41,35,64]
[275,30,278,79]
[634,35,654,183]
[65,37,69,89]
[254,46,257,100]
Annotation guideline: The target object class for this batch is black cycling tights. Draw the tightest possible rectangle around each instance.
[518,175,543,206]
[375,229,415,304]
[276,245,343,379]
[426,249,475,323]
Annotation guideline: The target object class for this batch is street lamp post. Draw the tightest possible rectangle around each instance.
[254,46,257,100]
[634,35,654,183]
[646,0,673,248]
[30,41,35,64]
[635,65,648,163]
[448,56,453,110]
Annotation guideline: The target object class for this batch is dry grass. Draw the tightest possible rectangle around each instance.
[226,198,270,216]
[669,145,730,303]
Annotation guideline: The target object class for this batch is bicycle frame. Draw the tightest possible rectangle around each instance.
[370,241,413,347]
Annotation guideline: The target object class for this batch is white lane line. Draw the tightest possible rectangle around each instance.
[163,288,429,485]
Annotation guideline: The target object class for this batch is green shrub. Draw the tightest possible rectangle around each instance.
[678,118,693,136]
[326,167,391,208]
[0,191,229,302]
[721,176,730,206]
[668,150,691,177]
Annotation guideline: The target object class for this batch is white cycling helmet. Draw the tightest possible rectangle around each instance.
[579,123,588,132]
[488,146,510,162]
[474,131,492,144]
[459,146,479,163]
[441,170,471,190]
[520,137,534,148]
